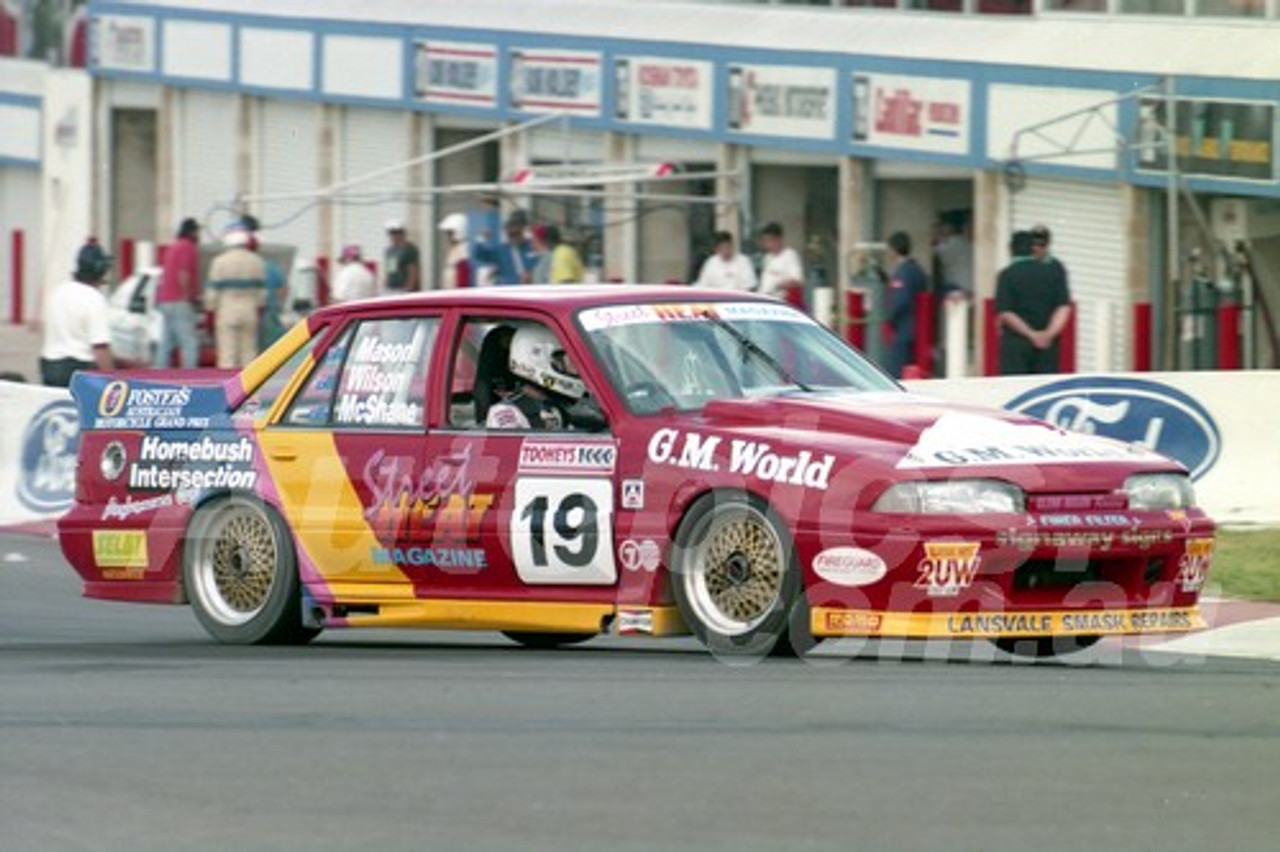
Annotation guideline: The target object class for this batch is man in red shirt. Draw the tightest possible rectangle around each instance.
[154,217,202,368]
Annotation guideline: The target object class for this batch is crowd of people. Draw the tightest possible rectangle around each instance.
[36,206,1069,386]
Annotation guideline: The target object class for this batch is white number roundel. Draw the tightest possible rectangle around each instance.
[511,478,616,585]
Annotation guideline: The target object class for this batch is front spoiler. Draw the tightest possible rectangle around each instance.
[813,606,1205,639]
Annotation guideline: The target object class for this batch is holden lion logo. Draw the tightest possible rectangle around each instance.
[17,400,81,514]
[1005,377,1222,481]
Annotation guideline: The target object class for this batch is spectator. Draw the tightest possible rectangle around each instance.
[206,227,267,369]
[996,230,1072,375]
[934,210,974,301]
[696,230,757,291]
[40,240,116,387]
[332,244,376,303]
[383,219,421,292]
[884,230,927,379]
[531,225,553,285]
[757,222,804,301]
[1030,224,1069,294]
[473,209,539,286]
[437,213,472,290]
[255,235,289,351]
[154,216,201,368]
[545,224,585,285]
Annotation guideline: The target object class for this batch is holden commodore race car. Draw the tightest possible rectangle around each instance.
[58,286,1215,658]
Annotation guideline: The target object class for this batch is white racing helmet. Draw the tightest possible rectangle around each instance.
[509,326,585,400]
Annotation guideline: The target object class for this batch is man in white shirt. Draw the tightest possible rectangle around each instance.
[40,241,116,387]
[757,222,804,300]
[695,231,757,292]
[331,244,377,303]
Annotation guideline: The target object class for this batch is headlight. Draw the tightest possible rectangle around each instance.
[1124,473,1195,510]
[872,479,1025,514]
[100,441,127,481]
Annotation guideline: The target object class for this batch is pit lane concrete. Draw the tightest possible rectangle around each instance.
[2,532,1278,852]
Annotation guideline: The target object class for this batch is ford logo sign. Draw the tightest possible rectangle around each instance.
[17,400,81,514]
[1005,377,1221,481]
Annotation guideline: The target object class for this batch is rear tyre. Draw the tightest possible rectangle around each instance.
[993,635,1101,659]
[502,631,596,649]
[184,495,320,645]
[670,492,800,659]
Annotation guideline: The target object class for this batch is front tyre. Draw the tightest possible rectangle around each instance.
[184,495,319,645]
[670,492,800,659]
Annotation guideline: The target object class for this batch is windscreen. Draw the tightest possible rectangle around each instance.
[577,301,899,414]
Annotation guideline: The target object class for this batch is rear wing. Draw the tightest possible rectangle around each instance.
[70,371,243,432]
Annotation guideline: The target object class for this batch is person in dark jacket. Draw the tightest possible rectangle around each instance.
[884,230,927,379]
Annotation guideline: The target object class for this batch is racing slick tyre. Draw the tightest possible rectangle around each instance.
[183,495,320,645]
[502,632,597,649]
[671,491,802,659]
[993,635,1102,659]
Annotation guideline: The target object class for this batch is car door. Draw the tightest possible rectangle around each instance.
[424,311,619,602]
[258,313,441,593]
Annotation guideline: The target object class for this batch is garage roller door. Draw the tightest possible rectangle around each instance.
[176,89,239,231]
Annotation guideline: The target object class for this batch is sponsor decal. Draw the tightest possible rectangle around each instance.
[17,399,79,514]
[816,607,1201,637]
[1038,513,1136,529]
[621,479,645,510]
[617,609,655,635]
[812,547,887,587]
[996,528,1174,552]
[1176,537,1214,593]
[823,611,883,633]
[362,447,494,543]
[91,381,211,430]
[578,301,806,332]
[647,428,835,490]
[127,435,258,492]
[897,412,1165,470]
[92,530,148,569]
[1005,377,1222,481]
[518,440,617,475]
[101,493,175,521]
[619,539,661,573]
[914,542,982,597]
[371,546,488,573]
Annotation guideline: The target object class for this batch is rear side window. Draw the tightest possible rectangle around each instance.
[284,317,438,429]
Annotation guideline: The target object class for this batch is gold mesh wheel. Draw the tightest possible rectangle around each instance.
[188,499,280,627]
[681,501,785,637]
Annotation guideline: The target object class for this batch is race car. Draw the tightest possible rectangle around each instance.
[58,286,1215,658]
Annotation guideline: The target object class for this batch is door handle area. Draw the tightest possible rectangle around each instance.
[267,445,298,461]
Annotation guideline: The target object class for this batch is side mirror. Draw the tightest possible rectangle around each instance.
[566,396,608,432]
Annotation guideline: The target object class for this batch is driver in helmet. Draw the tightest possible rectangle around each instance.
[486,325,584,429]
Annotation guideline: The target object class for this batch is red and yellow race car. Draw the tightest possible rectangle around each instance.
[59,286,1215,658]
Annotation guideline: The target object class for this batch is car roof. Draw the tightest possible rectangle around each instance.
[311,285,776,323]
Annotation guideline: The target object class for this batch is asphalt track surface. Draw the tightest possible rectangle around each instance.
[3,533,1279,852]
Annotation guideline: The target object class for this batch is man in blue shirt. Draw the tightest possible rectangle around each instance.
[884,230,927,379]
[473,209,540,286]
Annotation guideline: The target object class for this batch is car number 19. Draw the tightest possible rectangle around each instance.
[511,478,617,585]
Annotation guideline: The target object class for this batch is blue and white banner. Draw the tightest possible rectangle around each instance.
[0,381,77,529]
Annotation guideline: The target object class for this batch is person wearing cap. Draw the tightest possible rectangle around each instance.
[40,239,117,386]
[206,227,267,368]
[438,213,472,290]
[382,219,421,293]
[154,216,202,368]
[472,209,540,286]
[331,244,376,303]
[996,229,1071,375]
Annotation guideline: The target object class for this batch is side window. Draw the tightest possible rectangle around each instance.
[235,331,325,424]
[283,317,438,429]
[449,317,602,432]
